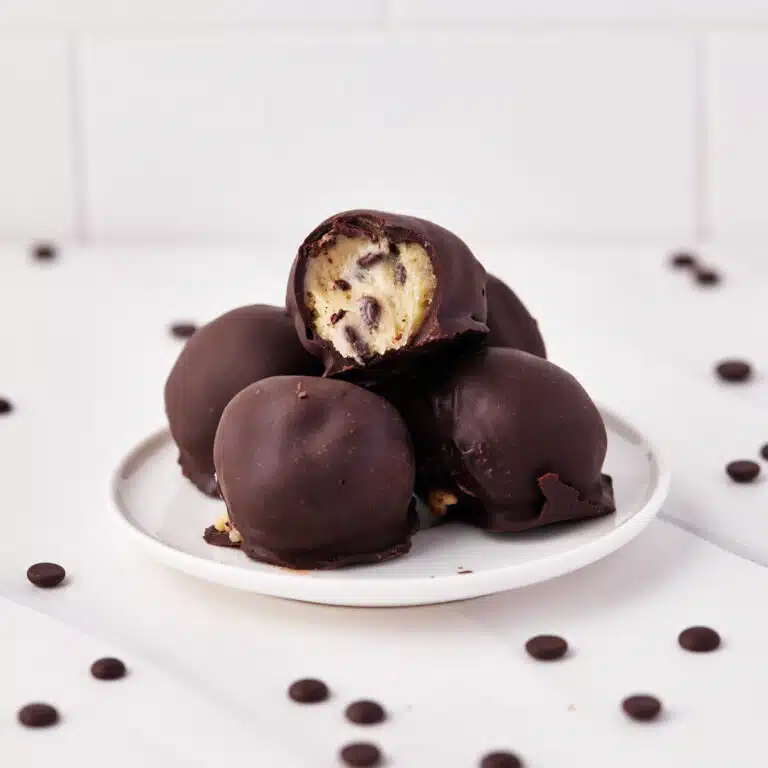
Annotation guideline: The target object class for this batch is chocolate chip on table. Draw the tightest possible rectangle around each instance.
[0,397,12,416]
[334,278,352,291]
[761,444,768,461]
[622,695,662,721]
[394,262,407,285]
[695,267,721,286]
[91,657,127,680]
[27,562,66,588]
[678,626,721,653]
[357,252,383,268]
[18,703,59,728]
[480,751,523,768]
[525,634,568,661]
[170,322,197,339]
[288,678,329,704]
[339,742,381,767]
[726,460,760,483]
[345,700,386,725]
[715,359,752,383]
[669,251,697,268]
[359,296,381,330]
[31,242,58,261]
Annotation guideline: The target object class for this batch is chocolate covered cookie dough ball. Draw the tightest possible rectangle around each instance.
[404,348,614,532]
[164,305,319,496]
[287,210,488,378]
[485,274,546,358]
[213,376,416,570]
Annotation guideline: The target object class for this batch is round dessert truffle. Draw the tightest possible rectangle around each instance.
[164,305,319,496]
[402,348,615,531]
[484,274,546,357]
[213,376,416,569]
[287,210,488,378]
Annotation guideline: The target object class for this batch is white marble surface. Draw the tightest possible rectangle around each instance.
[1,243,767,766]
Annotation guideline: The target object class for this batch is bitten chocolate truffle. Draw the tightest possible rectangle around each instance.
[400,348,615,532]
[484,274,546,357]
[287,210,488,377]
[164,305,319,496]
[213,376,416,570]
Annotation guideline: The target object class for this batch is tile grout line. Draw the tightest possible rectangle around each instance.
[694,31,711,244]
[66,34,89,245]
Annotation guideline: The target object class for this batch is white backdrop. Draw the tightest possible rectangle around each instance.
[1,0,768,246]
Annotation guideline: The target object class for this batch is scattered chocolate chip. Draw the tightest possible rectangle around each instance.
[31,242,58,261]
[357,252,383,268]
[359,296,381,330]
[18,703,59,728]
[91,657,127,680]
[458,569,473,574]
[761,444,768,461]
[203,525,240,548]
[726,460,760,483]
[669,251,696,268]
[344,326,374,362]
[334,279,351,291]
[0,397,12,415]
[345,700,386,725]
[26,562,66,588]
[330,309,347,325]
[695,267,720,286]
[394,262,407,285]
[339,742,381,767]
[715,359,752,382]
[170,322,197,339]
[678,626,721,653]
[622,695,662,721]
[480,751,523,768]
[288,678,329,704]
[525,634,568,661]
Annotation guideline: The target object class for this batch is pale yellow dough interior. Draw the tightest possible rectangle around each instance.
[304,234,437,363]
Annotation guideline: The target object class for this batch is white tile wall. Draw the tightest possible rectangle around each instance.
[708,31,768,236]
[0,37,75,239]
[0,2,765,243]
[77,31,695,246]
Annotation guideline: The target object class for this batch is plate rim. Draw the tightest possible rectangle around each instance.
[110,404,671,607]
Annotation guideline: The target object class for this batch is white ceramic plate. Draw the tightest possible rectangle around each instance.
[111,406,669,607]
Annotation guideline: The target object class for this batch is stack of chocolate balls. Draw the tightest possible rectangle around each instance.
[165,210,615,570]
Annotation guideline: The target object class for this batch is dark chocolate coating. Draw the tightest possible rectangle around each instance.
[213,376,416,570]
[484,274,546,358]
[397,348,614,532]
[287,210,488,378]
[164,305,320,496]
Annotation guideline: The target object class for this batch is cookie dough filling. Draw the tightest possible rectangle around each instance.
[304,235,437,363]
